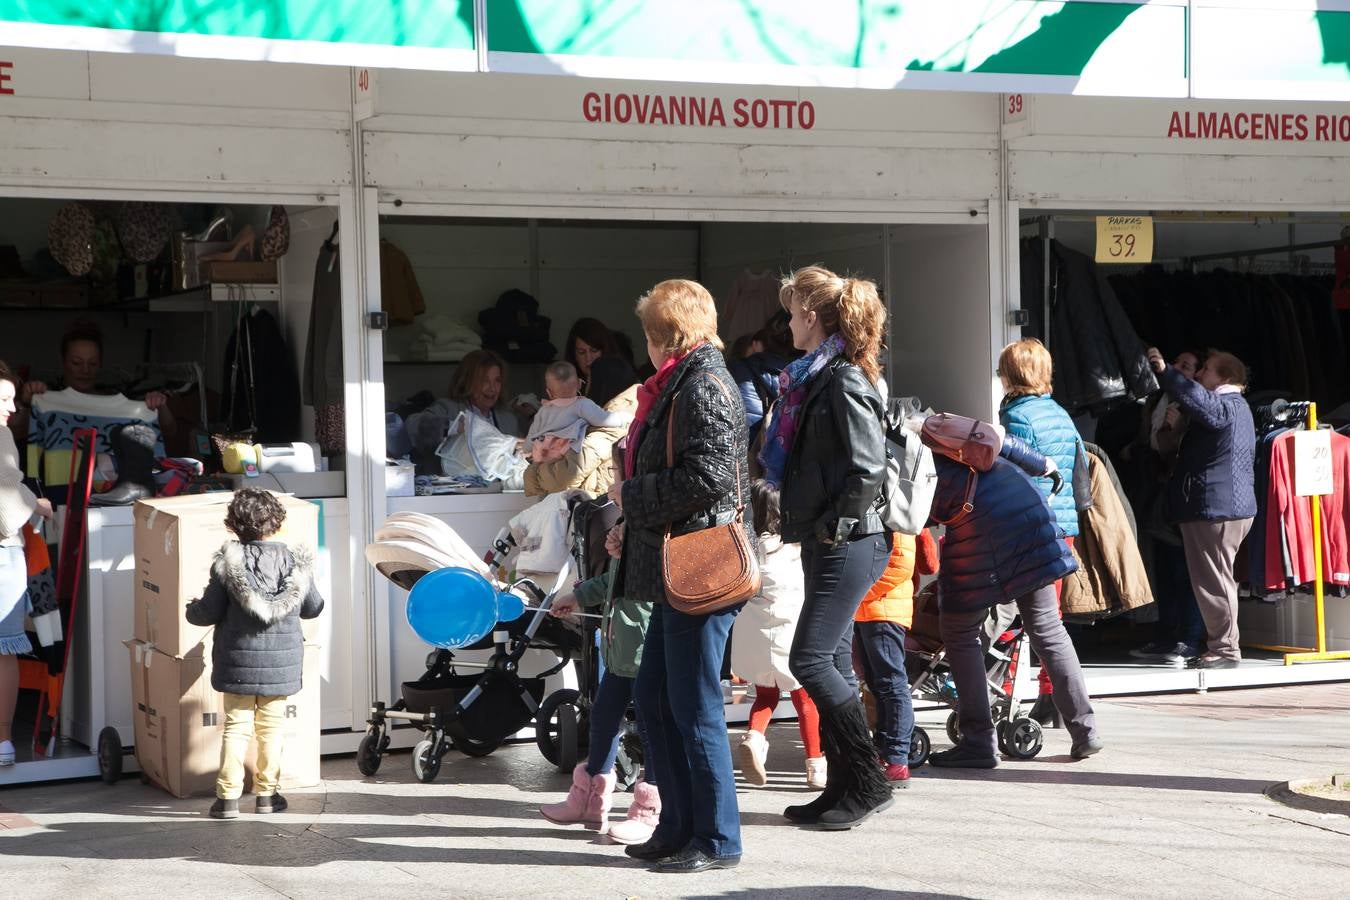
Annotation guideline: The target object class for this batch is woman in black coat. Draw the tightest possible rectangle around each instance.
[763,266,893,831]
[608,279,749,873]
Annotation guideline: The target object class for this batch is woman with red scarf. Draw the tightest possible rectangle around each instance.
[606,279,749,873]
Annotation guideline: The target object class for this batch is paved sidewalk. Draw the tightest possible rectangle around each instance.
[2,683,1349,899]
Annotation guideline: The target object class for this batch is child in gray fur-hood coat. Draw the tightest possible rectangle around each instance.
[186,539,325,697]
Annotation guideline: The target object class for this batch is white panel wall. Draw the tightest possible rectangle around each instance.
[889,225,994,419]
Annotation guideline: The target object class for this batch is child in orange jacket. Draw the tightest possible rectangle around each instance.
[854,528,939,784]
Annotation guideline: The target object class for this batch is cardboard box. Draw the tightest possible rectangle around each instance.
[201,259,278,284]
[133,493,319,657]
[127,640,321,798]
[385,462,415,497]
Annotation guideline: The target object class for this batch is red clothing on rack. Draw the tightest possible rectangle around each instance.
[1265,430,1350,589]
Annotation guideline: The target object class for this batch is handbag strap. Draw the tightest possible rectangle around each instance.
[934,465,978,527]
[662,373,746,536]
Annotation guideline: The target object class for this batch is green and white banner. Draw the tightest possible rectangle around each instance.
[3,0,1350,100]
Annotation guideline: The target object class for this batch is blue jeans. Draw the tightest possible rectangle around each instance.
[1152,540,1205,649]
[854,621,914,765]
[791,533,891,709]
[585,673,633,777]
[634,602,742,859]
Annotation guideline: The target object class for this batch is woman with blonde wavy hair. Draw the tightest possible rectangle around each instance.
[762,265,893,831]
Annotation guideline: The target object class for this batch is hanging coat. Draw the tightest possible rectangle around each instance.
[1062,445,1154,620]
[222,307,302,441]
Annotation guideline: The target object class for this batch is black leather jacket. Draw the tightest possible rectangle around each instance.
[620,344,752,604]
[780,357,886,545]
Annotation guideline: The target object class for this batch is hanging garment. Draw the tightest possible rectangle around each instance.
[1264,429,1350,589]
[380,239,427,325]
[303,241,344,412]
[508,490,582,575]
[221,307,301,442]
[1030,241,1157,413]
[26,388,162,501]
[722,269,781,343]
[1062,444,1153,621]
[315,403,345,456]
[1334,244,1350,311]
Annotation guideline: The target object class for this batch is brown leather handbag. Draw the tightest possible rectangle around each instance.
[920,412,1002,472]
[660,377,761,614]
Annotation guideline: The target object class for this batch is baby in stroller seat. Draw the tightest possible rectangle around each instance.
[540,516,658,844]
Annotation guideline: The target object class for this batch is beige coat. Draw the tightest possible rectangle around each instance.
[523,384,638,497]
[1062,449,1154,619]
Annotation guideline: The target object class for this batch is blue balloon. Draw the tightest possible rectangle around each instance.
[406,567,499,649]
[495,592,526,623]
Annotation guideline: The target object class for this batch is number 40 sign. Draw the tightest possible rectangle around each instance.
[1094,215,1154,265]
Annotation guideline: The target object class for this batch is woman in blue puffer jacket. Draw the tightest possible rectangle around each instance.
[997,338,1086,724]
[926,429,1103,769]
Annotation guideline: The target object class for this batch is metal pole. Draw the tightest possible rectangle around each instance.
[1040,217,1053,349]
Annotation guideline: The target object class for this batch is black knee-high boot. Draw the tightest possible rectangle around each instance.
[782,706,847,823]
[817,698,894,830]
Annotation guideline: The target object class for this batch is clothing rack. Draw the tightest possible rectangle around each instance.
[1183,238,1348,271]
[1248,401,1350,665]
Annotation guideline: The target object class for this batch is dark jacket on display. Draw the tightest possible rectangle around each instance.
[1024,240,1158,412]
[780,357,887,546]
[930,434,1077,614]
[620,344,751,605]
[186,541,325,696]
[1000,393,1085,538]
[1159,365,1257,523]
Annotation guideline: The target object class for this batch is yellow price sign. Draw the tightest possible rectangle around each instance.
[1095,215,1154,264]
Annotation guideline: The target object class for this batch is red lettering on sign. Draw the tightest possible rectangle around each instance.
[1169,109,1348,143]
[581,91,812,130]
[0,61,13,96]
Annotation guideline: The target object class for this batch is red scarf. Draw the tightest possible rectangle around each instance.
[624,346,696,479]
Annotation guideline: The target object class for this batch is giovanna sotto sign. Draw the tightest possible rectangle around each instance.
[582,90,816,130]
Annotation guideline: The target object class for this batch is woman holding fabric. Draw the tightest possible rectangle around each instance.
[767,265,893,831]
[405,349,522,471]
[607,279,748,873]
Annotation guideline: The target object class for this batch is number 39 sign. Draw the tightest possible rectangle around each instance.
[1094,215,1154,265]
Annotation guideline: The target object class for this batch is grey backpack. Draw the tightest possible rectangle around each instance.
[880,397,937,536]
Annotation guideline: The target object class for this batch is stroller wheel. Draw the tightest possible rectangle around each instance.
[908,726,932,768]
[97,727,123,784]
[613,730,643,792]
[535,689,588,766]
[555,703,579,773]
[357,730,383,777]
[449,731,501,758]
[412,737,443,783]
[945,710,962,746]
[1002,717,1044,760]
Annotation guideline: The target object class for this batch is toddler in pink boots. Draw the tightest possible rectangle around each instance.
[539,522,656,844]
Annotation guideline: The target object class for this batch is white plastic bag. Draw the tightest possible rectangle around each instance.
[436,411,528,489]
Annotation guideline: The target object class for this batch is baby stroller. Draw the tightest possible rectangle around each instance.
[358,512,585,783]
[906,583,1046,761]
[532,495,645,791]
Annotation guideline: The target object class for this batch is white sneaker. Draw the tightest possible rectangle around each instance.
[805,756,828,790]
[0,740,15,766]
[738,730,769,786]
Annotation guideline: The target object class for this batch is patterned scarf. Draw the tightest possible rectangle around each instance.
[758,332,846,488]
[624,345,696,479]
